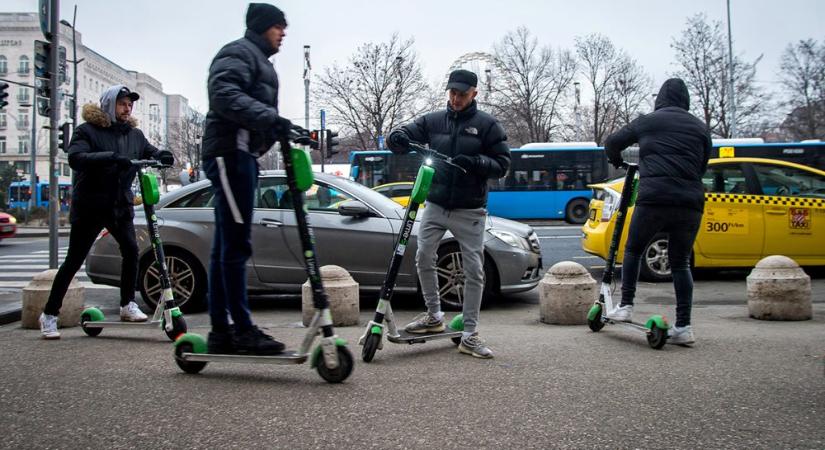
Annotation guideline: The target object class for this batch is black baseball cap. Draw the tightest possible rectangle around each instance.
[117,87,140,102]
[446,69,478,92]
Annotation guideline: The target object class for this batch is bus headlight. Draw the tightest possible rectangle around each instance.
[489,229,529,251]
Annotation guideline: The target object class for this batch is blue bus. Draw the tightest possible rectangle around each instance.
[350,142,609,223]
[8,181,72,211]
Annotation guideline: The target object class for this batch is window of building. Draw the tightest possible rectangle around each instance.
[0,55,7,74]
[14,161,30,174]
[0,113,6,129]
[62,163,70,176]
[18,55,30,74]
[17,109,29,129]
[0,136,6,154]
[18,139,28,154]
[17,86,30,103]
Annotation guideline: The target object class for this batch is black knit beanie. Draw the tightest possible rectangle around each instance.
[246,3,287,34]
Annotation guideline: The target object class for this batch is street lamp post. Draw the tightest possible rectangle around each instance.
[19,97,36,218]
[573,81,582,141]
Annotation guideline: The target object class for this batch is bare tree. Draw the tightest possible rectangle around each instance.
[166,109,204,182]
[778,38,825,140]
[575,34,650,144]
[313,33,439,151]
[488,27,578,146]
[671,13,771,138]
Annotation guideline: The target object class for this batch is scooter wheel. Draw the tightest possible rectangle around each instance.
[162,315,188,341]
[361,333,381,363]
[80,311,103,337]
[587,304,605,332]
[647,324,668,350]
[317,346,354,383]
[174,342,207,374]
[451,337,461,346]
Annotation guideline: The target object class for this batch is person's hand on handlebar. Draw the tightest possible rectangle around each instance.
[452,155,479,172]
[273,116,293,138]
[608,156,624,170]
[114,154,132,169]
[157,150,174,166]
[388,131,410,153]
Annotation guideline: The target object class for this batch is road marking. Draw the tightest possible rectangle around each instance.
[532,225,584,230]
[0,264,80,270]
[0,281,115,289]
[538,235,580,239]
[0,271,88,278]
[0,259,61,263]
[573,255,599,259]
[0,254,66,259]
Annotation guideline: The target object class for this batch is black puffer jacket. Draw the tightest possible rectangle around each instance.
[67,104,161,222]
[202,30,284,159]
[604,78,712,212]
[388,101,510,209]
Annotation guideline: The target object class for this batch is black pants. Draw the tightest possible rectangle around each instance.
[620,205,702,327]
[44,214,139,316]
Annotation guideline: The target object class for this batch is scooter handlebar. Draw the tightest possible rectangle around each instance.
[407,142,468,174]
[130,159,169,168]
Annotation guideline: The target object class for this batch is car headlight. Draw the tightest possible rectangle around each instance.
[489,229,530,251]
[8,216,16,224]
[601,188,621,222]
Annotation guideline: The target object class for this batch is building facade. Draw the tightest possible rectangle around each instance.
[0,12,196,190]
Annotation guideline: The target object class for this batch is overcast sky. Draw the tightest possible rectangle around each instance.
[4,0,824,128]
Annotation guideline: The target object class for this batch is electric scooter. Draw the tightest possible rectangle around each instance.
[80,159,187,341]
[359,142,467,363]
[173,130,354,383]
[586,162,669,349]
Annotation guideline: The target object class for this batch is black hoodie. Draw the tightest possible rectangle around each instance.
[604,78,712,212]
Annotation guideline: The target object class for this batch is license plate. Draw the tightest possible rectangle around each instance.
[1,225,12,232]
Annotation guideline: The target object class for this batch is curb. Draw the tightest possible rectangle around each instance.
[0,308,21,326]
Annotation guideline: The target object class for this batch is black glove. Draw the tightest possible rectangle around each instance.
[273,116,293,137]
[452,154,479,172]
[608,157,623,169]
[388,131,410,153]
[114,154,132,169]
[157,150,174,166]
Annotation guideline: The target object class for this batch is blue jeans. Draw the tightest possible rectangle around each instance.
[203,151,258,332]
[620,205,702,327]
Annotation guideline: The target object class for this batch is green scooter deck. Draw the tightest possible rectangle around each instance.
[387,327,463,344]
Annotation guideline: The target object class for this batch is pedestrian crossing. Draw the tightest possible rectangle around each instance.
[0,247,116,290]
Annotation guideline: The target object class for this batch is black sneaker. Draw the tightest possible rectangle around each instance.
[233,326,285,355]
[207,330,235,354]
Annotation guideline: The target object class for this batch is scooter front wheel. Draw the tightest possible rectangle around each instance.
[317,346,354,383]
[174,342,207,374]
[361,333,381,363]
[80,309,104,337]
[647,324,668,350]
[162,314,187,341]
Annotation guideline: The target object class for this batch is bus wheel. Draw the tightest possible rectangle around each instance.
[565,198,589,224]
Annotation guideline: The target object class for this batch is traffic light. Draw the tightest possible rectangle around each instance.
[0,82,8,110]
[326,130,340,158]
[58,122,71,152]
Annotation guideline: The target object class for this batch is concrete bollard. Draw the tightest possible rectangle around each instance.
[539,261,597,325]
[747,255,811,321]
[21,269,85,329]
[302,265,359,327]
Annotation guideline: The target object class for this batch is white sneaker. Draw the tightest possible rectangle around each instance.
[606,305,633,322]
[668,325,695,345]
[120,301,149,322]
[39,313,61,340]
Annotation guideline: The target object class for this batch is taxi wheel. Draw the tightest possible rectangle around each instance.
[640,233,672,282]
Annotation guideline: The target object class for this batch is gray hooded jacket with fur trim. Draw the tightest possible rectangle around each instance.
[67,91,160,222]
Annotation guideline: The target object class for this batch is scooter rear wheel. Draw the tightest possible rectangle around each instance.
[647,324,668,350]
[174,342,207,374]
[162,315,188,341]
[451,337,461,346]
[361,333,381,363]
[317,346,354,383]
[587,304,605,332]
[80,311,103,337]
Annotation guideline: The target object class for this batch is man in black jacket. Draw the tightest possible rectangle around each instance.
[387,69,511,358]
[603,78,711,345]
[39,85,174,339]
[200,3,293,355]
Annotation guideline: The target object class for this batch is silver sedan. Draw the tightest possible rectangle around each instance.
[86,171,543,311]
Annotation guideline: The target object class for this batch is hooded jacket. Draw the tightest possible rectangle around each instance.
[387,101,511,210]
[604,78,712,212]
[67,88,161,222]
[202,30,283,160]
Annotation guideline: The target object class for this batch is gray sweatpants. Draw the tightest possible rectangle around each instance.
[415,202,487,334]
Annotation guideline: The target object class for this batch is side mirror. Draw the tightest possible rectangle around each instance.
[338,200,371,218]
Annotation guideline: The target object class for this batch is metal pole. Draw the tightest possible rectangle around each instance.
[48,0,60,269]
[726,0,737,138]
[29,93,36,215]
[303,45,310,130]
[71,5,78,124]
[574,81,582,141]
[484,68,492,103]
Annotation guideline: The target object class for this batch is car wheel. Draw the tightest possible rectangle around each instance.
[639,233,672,282]
[435,243,498,311]
[565,198,590,224]
[139,248,207,313]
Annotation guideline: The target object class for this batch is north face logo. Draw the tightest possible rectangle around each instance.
[464,127,478,135]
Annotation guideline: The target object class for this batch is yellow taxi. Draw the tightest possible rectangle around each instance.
[372,182,415,207]
[581,157,825,280]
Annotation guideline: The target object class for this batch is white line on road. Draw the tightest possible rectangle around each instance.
[0,265,81,270]
[0,254,66,260]
[573,255,599,259]
[0,281,115,289]
[538,235,581,239]
[532,225,584,230]
[0,272,89,278]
